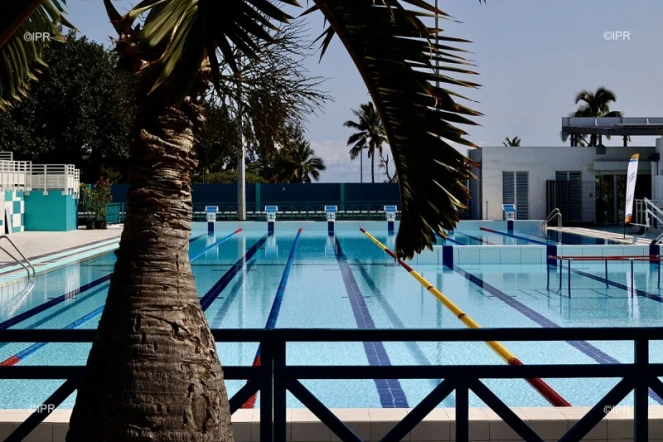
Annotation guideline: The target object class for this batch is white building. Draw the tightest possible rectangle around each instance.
[467,118,663,223]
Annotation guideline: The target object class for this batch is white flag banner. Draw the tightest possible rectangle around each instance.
[625,153,639,223]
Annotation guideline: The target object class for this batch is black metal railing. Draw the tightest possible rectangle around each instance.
[1,327,663,442]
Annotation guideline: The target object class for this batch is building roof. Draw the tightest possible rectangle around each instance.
[561,117,663,136]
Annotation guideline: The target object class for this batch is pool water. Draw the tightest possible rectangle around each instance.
[442,229,622,246]
[0,222,661,410]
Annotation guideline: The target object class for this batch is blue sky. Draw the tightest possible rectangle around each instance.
[64,0,663,182]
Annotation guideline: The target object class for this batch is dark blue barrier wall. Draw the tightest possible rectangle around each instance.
[111,183,400,210]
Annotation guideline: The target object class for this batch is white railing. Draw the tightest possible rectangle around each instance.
[0,161,31,189]
[634,199,663,226]
[27,164,80,197]
[0,152,14,161]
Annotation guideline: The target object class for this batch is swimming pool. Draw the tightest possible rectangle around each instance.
[441,225,623,246]
[0,221,661,410]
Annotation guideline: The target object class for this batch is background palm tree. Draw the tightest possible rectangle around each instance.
[562,87,623,146]
[2,1,483,440]
[343,102,387,183]
[502,136,521,146]
[276,139,326,183]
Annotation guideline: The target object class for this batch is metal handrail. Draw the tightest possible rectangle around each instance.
[541,208,562,233]
[1,327,662,442]
[0,235,36,292]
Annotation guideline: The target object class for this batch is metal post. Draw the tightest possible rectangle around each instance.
[605,260,608,289]
[567,259,571,298]
[455,384,469,442]
[260,335,273,442]
[546,263,550,289]
[634,339,649,441]
[273,334,287,442]
[658,258,661,289]
[558,259,562,292]
[631,259,635,298]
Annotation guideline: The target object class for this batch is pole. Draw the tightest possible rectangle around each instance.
[360,149,363,184]
[237,57,246,221]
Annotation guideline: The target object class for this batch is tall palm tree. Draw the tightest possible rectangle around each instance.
[2,1,483,440]
[343,102,386,183]
[562,87,623,146]
[276,139,326,183]
[502,136,521,146]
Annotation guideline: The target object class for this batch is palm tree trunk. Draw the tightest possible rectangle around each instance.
[360,149,363,183]
[67,102,234,442]
[371,149,375,184]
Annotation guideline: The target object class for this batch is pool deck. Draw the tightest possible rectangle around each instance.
[0,227,122,286]
[0,227,122,266]
[0,406,660,441]
[548,226,658,246]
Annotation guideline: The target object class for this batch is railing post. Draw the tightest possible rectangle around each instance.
[568,259,571,298]
[455,383,469,441]
[273,331,287,442]
[634,339,649,441]
[260,333,274,442]
[630,259,635,298]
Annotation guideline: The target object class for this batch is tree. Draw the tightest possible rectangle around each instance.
[379,153,398,183]
[2,1,483,441]
[343,102,387,183]
[562,87,623,147]
[502,136,521,146]
[274,127,326,183]
[0,31,135,182]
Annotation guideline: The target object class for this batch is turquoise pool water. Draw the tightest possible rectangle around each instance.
[0,222,661,410]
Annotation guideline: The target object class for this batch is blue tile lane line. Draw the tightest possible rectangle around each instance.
[263,229,302,330]
[479,227,550,246]
[199,234,269,312]
[1,306,105,366]
[453,265,663,404]
[0,232,227,330]
[0,285,109,351]
[335,238,409,408]
[209,261,257,327]
[352,259,455,406]
[189,229,242,262]
[3,234,269,365]
[455,231,497,245]
[571,267,663,304]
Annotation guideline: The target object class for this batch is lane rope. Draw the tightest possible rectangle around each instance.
[360,227,571,407]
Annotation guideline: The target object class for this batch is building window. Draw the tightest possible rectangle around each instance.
[555,171,582,222]
[502,171,529,220]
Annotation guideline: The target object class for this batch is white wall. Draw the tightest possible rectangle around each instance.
[479,146,655,221]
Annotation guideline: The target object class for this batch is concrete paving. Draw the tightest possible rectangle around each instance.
[0,226,122,265]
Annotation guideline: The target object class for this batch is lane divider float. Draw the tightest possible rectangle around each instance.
[360,227,571,407]
[242,228,303,409]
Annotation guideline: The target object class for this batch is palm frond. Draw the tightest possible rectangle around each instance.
[314,0,482,259]
[122,0,300,101]
[0,0,72,110]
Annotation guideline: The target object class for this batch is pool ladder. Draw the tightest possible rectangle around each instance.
[0,235,36,296]
[541,208,562,234]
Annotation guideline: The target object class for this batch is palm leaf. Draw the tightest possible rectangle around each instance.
[314,0,483,259]
[0,0,72,110]
[123,0,301,101]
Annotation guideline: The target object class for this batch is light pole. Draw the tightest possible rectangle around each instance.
[237,57,246,221]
